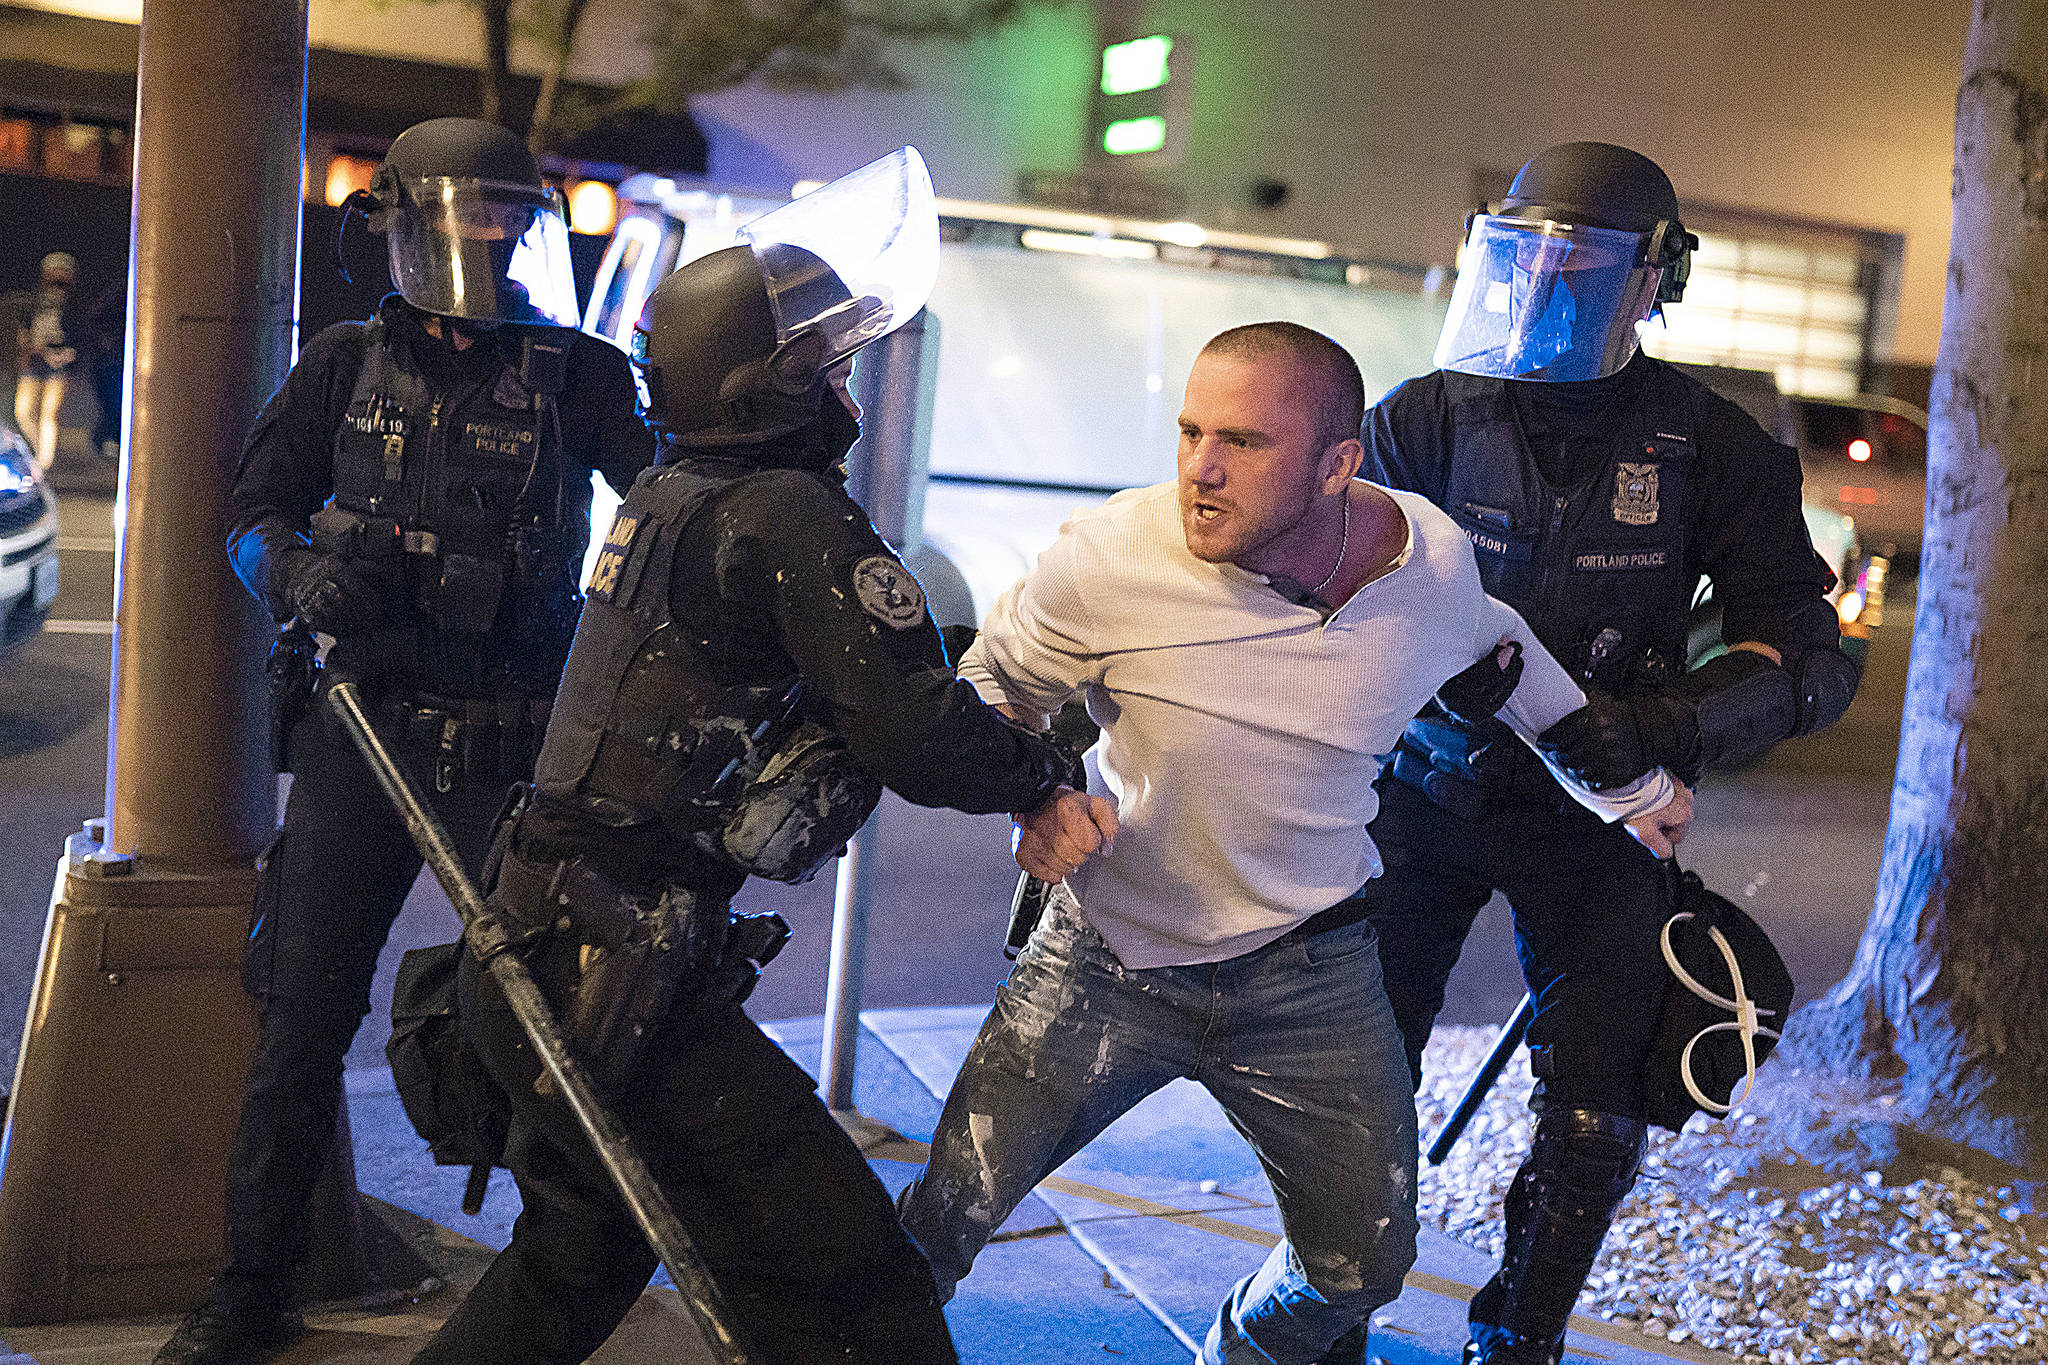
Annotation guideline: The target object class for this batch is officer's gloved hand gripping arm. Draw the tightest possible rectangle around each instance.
[225,323,394,636]
[722,470,1074,820]
[1537,426,1861,791]
[1455,601,1690,855]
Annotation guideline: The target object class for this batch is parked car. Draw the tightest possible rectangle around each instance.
[1787,393,1927,563]
[0,420,60,658]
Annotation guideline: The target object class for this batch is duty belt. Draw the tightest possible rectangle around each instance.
[384,692,552,794]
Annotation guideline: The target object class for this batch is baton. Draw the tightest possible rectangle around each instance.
[1424,992,1534,1166]
[325,681,751,1365]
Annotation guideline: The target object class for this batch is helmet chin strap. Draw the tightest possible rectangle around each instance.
[333,187,384,286]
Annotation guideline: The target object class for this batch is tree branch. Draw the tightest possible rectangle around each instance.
[475,0,511,125]
[529,0,596,155]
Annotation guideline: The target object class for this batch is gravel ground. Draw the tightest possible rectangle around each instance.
[1416,1028,2048,1364]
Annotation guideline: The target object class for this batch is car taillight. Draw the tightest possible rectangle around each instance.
[1848,438,1873,463]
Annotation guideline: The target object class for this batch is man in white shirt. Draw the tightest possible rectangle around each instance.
[897,322,1688,1364]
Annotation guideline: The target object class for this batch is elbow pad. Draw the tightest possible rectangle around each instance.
[1748,596,1862,735]
[1680,649,1797,772]
[1792,642,1862,736]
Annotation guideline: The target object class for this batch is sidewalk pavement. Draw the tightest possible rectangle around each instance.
[0,1006,1741,1365]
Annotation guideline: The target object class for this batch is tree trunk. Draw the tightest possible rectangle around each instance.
[476,0,512,126]
[1779,0,2048,1170]
[527,0,593,157]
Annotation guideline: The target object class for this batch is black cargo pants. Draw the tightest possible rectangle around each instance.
[222,708,508,1296]
[410,946,958,1365]
[1360,773,1673,1116]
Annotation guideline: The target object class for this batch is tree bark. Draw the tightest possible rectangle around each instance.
[1780,0,2048,1170]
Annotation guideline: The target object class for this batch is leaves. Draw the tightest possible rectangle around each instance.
[475,0,1057,150]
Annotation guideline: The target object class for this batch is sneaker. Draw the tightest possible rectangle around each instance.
[152,1294,304,1365]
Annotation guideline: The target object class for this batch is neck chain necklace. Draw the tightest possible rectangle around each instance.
[1309,490,1351,600]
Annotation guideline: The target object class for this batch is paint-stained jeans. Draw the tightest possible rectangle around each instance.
[897,890,1419,1364]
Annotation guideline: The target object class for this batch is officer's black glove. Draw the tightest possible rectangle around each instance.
[286,552,395,637]
[1435,640,1524,727]
[1538,690,1699,791]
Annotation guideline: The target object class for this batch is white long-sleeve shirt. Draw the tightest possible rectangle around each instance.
[959,479,1670,970]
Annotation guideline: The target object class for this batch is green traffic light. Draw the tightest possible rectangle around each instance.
[1102,116,1168,155]
[1100,34,1172,96]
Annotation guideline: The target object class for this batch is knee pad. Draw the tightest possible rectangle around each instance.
[1525,1108,1647,1213]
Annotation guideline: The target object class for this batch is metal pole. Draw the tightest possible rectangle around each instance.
[819,820,877,1112]
[819,312,940,1113]
[1425,992,1534,1166]
[107,0,301,864]
[0,0,310,1323]
[324,683,752,1365]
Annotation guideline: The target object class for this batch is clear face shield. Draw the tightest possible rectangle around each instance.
[1433,214,1665,381]
[737,147,940,367]
[382,176,580,326]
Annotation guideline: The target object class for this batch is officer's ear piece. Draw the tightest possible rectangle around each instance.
[1646,222,1699,304]
[766,331,829,397]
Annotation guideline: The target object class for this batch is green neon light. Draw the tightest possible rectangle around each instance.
[1102,116,1168,155]
[1100,35,1172,96]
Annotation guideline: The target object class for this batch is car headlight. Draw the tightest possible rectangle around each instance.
[0,427,42,496]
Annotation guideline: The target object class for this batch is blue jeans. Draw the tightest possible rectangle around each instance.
[898,891,1419,1364]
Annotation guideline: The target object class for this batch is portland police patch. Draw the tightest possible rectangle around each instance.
[852,554,927,629]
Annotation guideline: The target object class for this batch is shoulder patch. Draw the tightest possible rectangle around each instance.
[851,554,927,630]
[587,511,640,604]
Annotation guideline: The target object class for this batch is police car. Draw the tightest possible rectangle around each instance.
[0,420,60,659]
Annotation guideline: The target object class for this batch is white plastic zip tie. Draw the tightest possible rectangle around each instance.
[1660,911,1782,1114]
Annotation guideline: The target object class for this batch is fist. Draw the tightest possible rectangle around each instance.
[1013,786,1119,883]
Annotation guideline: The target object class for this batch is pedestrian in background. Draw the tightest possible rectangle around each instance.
[14,251,78,470]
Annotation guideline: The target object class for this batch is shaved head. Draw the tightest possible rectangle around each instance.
[1200,322,1365,449]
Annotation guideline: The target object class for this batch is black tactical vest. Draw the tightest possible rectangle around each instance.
[1435,362,1702,696]
[328,314,578,691]
[532,461,804,837]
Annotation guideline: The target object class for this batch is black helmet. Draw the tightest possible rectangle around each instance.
[1501,142,1681,235]
[378,117,544,193]
[632,147,941,447]
[357,117,579,326]
[633,244,849,447]
[1433,142,1699,382]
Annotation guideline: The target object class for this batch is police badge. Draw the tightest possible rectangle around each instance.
[851,554,927,629]
[1613,462,1661,526]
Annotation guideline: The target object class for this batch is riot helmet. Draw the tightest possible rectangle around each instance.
[633,147,938,447]
[1434,142,1698,382]
[357,117,578,326]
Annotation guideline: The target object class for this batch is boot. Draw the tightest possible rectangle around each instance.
[152,1277,304,1365]
[1464,1109,1646,1365]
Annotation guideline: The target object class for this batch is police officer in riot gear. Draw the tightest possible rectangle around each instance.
[1359,142,1862,1365]
[155,118,653,1365]
[409,150,1081,1365]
